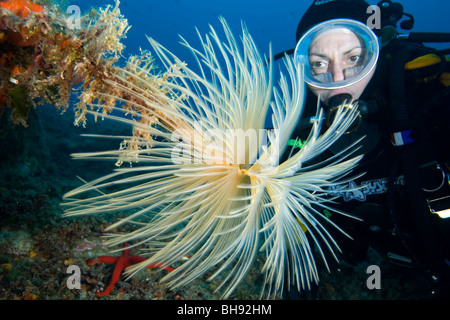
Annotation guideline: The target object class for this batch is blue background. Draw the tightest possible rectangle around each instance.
[71,0,449,65]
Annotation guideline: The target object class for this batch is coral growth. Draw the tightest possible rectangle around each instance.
[0,0,131,126]
[0,0,44,19]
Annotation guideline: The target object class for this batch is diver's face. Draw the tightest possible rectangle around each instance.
[307,28,374,104]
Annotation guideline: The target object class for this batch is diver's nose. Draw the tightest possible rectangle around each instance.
[330,61,345,82]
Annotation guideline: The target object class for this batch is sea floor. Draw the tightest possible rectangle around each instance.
[0,106,433,300]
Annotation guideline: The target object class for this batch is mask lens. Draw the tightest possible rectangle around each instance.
[294,19,379,90]
[344,65,364,79]
[314,72,334,83]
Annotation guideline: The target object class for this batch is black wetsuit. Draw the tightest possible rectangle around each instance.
[287,39,450,298]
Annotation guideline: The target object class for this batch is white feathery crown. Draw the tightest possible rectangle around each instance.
[62,17,363,298]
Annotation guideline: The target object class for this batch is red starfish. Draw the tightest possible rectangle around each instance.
[86,243,174,297]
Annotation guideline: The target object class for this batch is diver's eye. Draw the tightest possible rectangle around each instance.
[310,60,328,74]
[347,55,362,66]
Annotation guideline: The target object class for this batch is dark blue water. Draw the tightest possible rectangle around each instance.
[75,0,449,64]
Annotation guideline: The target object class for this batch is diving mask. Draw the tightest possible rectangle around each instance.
[294,19,380,90]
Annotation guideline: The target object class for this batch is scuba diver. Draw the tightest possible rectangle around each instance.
[279,0,450,298]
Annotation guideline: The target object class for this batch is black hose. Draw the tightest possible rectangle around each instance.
[406,32,450,43]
